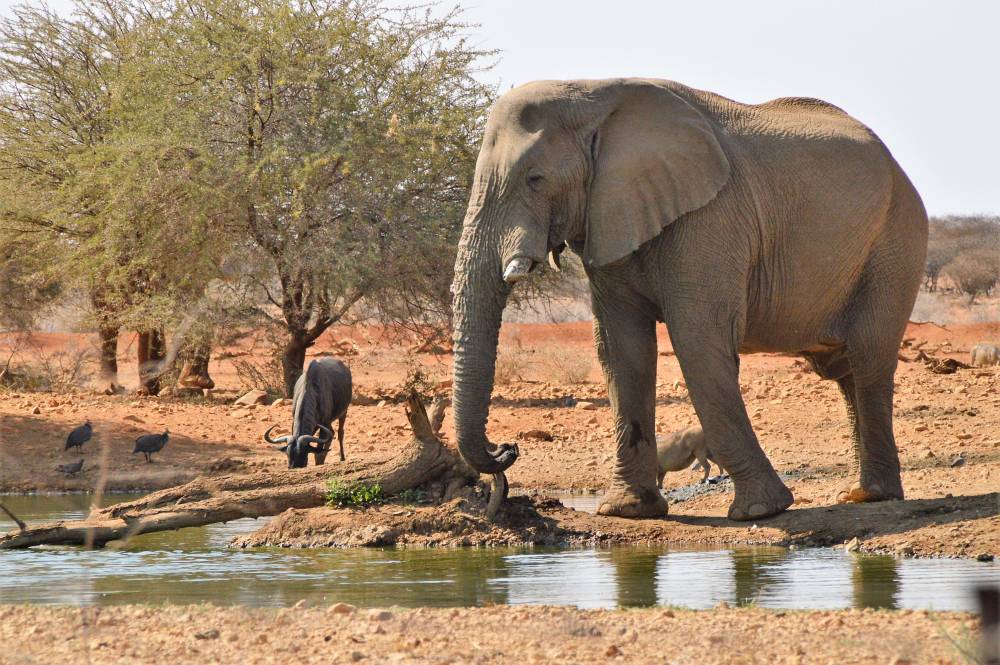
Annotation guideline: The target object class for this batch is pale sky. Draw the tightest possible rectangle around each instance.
[2,0,996,215]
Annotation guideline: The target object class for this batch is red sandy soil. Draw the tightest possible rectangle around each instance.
[0,604,985,665]
[0,321,998,557]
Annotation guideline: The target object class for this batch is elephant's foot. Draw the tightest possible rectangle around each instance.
[728,474,793,521]
[836,475,903,504]
[597,486,667,518]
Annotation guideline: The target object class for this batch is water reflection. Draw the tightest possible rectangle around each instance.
[852,554,899,610]
[1,495,997,610]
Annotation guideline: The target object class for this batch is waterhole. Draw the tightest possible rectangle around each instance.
[1,494,995,610]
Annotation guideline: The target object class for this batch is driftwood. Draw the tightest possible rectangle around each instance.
[0,392,473,549]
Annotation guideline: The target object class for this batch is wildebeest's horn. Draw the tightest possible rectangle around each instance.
[263,425,289,446]
[297,425,333,451]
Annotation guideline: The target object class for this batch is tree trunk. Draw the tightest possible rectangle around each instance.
[137,329,167,395]
[0,393,472,549]
[281,336,308,397]
[97,324,120,389]
[178,340,214,390]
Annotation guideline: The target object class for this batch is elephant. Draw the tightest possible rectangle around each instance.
[970,343,1000,367]
[450,78,928,521]
[656,426,719,486]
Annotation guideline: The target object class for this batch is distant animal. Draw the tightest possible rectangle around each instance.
[57,459,84,475]
[65,420,92,451]
[970,343,1000,367]
[133,430,169,463]
[263,358,352,468]
[656,426,721,487]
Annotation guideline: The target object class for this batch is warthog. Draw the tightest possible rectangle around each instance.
[970,343,1000,367]
[656,426,721,486]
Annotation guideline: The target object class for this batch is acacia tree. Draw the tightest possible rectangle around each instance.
[0,0,235,392]
[144,0,493,395]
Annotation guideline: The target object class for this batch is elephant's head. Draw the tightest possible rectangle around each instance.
[451,78,731,477]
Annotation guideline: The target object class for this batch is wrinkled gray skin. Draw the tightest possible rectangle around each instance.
[970,343,1000,367]
[264,358,351,468]
[451,78,928,520]
[656,426,718,486]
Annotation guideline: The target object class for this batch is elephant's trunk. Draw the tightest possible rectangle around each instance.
[451,213,519,475]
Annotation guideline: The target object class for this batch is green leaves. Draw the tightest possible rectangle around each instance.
[0,0,495,387]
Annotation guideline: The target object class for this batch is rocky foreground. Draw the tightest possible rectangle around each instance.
[0,604,984,665]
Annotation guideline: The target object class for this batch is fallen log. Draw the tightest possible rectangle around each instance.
[0,392,473,549]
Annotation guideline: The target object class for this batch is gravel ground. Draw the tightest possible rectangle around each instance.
[0,604,985,665]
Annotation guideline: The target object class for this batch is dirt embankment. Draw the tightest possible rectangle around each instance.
[235,491,1000,560]
[1,322,998,558]
[0,604,983,665]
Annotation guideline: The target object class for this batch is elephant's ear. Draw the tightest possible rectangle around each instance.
[584,83,731,267]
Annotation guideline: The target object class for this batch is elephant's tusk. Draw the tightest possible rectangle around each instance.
[485,471,509,522]
[548,243,566,272]
[502,257,533,284]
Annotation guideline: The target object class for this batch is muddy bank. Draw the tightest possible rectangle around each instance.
[235,492,1000,559]
[0,604,982,664]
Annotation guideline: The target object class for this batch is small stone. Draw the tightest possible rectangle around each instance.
[575,401,597,410]
[235,389,269,405]
[922,449,935,459]
[350,651,365,662]
[914,424,927,432]
[330,602,356,614]
[605,644,621,657]
[368,609,393,621]
[976,553,995,562]
[194,629,220,640]
[30,405,41,415]
[950,455,966,468]
[956,433,972,440]
[123,414,144,422]
[845,537,861,552]
[519,429,553,441]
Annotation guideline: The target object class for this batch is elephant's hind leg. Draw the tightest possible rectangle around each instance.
[836,284,910,502]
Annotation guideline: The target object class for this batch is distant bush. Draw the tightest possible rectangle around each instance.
[926,215,1000,294]
[945,250,999,305]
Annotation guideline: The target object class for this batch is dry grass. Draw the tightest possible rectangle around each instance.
[540,346,593,384]
[494,343,530,385]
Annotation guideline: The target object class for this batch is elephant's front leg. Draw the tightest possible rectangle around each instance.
[668,321,793,520]
[592,300,667,518]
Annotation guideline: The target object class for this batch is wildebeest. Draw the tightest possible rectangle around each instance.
[65,420,92,451]
[133,430,169,463]
[263,358,352,468]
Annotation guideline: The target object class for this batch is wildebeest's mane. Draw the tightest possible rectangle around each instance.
[291,361,320,439]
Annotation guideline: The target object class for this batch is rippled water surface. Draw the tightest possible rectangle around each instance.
[1,494,996,610]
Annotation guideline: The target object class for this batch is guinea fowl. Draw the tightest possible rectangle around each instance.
[57,459,84,475]
[65,420,92,451]
[133,430,169,463]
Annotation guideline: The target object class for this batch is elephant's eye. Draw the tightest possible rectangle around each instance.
[526,173,544,191]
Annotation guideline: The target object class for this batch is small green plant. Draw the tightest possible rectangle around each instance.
[326,478,383,507]
[395,488,428,504]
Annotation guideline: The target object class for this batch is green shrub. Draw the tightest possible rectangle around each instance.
[326,478,383,507]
